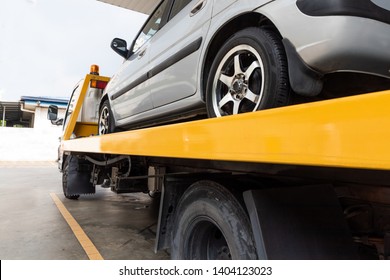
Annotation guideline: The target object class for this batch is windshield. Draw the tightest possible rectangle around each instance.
[62,83,81,132]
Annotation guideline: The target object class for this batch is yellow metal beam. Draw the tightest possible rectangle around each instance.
[73,122,98,138]
[63,74,110,140]
[63,90,390,170]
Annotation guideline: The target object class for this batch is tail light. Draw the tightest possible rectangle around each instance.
[90,80,108,89]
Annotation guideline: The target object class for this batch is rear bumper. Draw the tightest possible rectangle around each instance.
[260,1,390,79]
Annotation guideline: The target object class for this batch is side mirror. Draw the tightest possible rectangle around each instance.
[48,105,63,126]
[53,118,63,126]
[48,105,58,121]
[111,38,128,58]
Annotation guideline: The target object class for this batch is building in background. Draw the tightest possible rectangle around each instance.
[0,96,68,161]
[0,96,67,128]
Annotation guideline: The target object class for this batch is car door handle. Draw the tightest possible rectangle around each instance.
[138,48,147,59]
[190,0,207,17]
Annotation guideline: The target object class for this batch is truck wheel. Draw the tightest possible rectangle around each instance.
[62,157,80,200]
[98,99,115,135]
[206,27,290,117]
[171,180,257,259]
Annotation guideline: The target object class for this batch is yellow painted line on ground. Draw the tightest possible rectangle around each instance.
[50,193,104,260]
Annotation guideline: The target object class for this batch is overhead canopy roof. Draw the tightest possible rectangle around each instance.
[97,0,159,14]
[21,96,68,110]
[0,101,22,125]
[0,97,68,127]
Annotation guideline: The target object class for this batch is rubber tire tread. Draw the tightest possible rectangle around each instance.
[62,156,80,200]
[171,180,257,260]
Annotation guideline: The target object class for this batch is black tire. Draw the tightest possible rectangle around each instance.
[206,27,291,117]
[62,156,80,200]
[98,99,115,135]
[171,180,257,260]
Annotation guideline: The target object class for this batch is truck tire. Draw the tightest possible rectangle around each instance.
[62,155,95,199]
[206,27,290,117]
[62,156,80,200]
[171,180,257,260]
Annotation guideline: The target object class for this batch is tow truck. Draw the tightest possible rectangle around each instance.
[48,65,390,260]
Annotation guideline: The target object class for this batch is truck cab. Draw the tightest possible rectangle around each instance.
[48,65,109,171]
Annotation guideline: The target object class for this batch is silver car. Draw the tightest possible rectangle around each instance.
[99,0,390,134]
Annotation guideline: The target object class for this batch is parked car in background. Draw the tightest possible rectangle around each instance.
[98,0,390,134]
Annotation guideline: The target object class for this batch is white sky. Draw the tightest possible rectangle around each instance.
[0,0,147,101]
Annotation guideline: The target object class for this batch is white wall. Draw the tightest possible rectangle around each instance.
[0,106,66,161]
[33,106,66,129]
[0,126,62,161]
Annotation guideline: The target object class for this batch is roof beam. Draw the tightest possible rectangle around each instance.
[2,105,5,127]
[97,0,159,14]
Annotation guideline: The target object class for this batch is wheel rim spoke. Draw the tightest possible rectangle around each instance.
[219,73,233,87]
[99,107,110,135]
[244,60,260,78]
[218,92,234,108]
[99,119,104,134]
[233,54,243,75]
[100,115,106,126]
[232,100,241,115]
[99,119,106,134]
[245,89,259,104]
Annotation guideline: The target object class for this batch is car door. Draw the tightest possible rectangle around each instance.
[108,0,171,121]
[148,0,213,108]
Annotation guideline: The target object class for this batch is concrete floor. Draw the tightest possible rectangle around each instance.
[0,162,170,260]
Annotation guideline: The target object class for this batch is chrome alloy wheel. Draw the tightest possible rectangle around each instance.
[98,105,111,135]
[211,45,265,117]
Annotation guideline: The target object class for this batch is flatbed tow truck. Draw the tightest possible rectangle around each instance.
[48,67,390,260]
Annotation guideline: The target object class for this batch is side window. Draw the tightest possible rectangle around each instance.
[63,85,79,130]
[133,0,170,52]
[169,0,193,20]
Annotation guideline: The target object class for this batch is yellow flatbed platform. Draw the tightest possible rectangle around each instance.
[62,89,390,171]
[55,71,390,260]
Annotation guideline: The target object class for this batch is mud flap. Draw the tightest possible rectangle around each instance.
[66,156,95,196]
[243,184,358,259]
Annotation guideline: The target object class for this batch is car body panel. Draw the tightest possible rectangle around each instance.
[258,0,390,78]
[212,0,238,17]
[148,0,212,108]
[106,43,153,121]
[103,0,390,130]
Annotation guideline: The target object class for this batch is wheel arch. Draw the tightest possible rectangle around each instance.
[201,12,282,101]
[99,93,109,112]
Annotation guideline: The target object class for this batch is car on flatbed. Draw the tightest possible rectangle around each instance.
[98,0,390,134]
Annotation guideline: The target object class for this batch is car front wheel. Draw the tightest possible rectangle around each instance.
[206,27,291,117]
[98,99,115,135]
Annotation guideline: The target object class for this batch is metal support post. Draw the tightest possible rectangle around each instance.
[2,105,5,127]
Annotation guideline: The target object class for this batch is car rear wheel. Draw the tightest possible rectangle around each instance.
[98,99,115,135]
[206,27,291,117]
